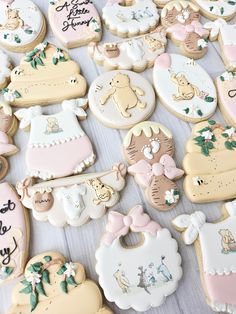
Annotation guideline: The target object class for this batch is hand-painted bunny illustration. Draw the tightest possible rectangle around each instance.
[137,266,151,294]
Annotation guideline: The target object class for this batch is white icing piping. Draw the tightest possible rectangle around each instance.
[205,266,236,275]
[212,301,236,313]
[29,133,85,148]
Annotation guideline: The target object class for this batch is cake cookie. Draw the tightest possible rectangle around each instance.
[16,163,126,227]
[0,50,11,89]
[96,205,182,312]
[161,0,209,59]
[6,252,112,314]
[48,0,102,48]
[4,42,87,107]
[123,121,184,210]
[153,53,217,122]
[0,0,46,52]
[0,102,18,136]
[88,27,167,72]
[183,119,236,203]
[173,201,236,314]
[0,130,18,180]
[0,182,29,285]
[102,0,159,38]
[88,70,156,129]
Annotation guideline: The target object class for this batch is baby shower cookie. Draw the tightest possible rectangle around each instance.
[96,205,182,312]
[0,102,17,136]
[88,70,156,129]
[123,121,184,210]
[183,119,236,203]
[173,201,236,314]
[48,0,102,48]
[4,42,87,107]
[88,27,167,72]
[102,0,159,38]
[6,251,112,314]
[153,53,217,122]
[153,0,171,8]
[0,0,46,52]
[0,131,18,180]
[0,50,11,89]
[161,0,209,59]
[16,163,126,227]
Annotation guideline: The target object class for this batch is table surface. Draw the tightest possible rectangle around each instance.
[0,1,235,313]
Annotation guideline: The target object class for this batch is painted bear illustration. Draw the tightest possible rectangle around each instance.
[0,7,24,30]
[113,269,130,293]
[219,229,236,253]
[171,73,200,101]
[87,178,114,205]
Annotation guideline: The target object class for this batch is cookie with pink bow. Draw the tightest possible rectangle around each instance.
[123,121,184,211]
[96,205,182,312]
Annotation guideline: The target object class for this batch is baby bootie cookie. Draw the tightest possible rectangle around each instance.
[0,50,11,89]
[123,121,184,210]
[96,205,182,312]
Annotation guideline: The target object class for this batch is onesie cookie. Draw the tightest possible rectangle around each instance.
[88,27,167,72]
[15,99,95,180]
[123,121,184,210]
[4,42,87,107]
[161,0,209,59]
[153,53,217,122]
[0,130,18,180]
[183,119,236,203]
[16,163,126,227]
[48,0,102,48]
[96,205,182,312]
[102,0,159,38]
[0,50,11,89]
[0,0,46,52]
[173,201,236,314]
[6,252,112,314]
[88,70,156,129]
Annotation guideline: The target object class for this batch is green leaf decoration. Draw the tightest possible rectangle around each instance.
[231,141,236,147]
[228,1,236,4]
[32,262,43,269]
[5,267,14,275]
[173,190,180,196]
[197,109,203,116]
[201,145,209,156]
[225,141,233,150]
[220,76,225,81]
[44,256,52,262]
[20,284,32,294]
[95,28,101,32]
[208,120,216,125]
[36,282,46,296]
[35,57,44,66]
[52,57,58,65]
[204,96,214,102]
[209,6,213,11]
[66,276,77,286]
[57,265,66,275]
[28,262,43,273]
[59,56,67,62]
[30,292,38,312]
[222,133,229,138]
[60,280,68,294]
[15,37,21,44]
[211,134,216,142]
[40,51,46,59]
[25,56,33,62]
[30,60,37,69]
[42,270,50,284]
[206,141,214,149]
[14,91,21,98]
[220,6,224,14]
[183,108,189,114]
[194,136,204,143]
[21,279,29,286]
[24,29,33,34]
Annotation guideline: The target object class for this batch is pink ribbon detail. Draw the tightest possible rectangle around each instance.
[167,21,209,41]
[0,131,17,155]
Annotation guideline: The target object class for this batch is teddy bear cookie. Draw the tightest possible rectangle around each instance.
[102,0,159,38]
[48,0,102,48]
[6,251,113,314]
[3,42,87,107]
[0,0,46,52]
[88,70,156,129]
[96,205,182,312]
[0,50,11,89]
[16,163,126,227]
[161,0,209,59]
[153,53,217,122]
[173,200,236,314]
[88,27,167,72]
[123,121,184,210]
[0,182,29,285]
[183,119,236,203]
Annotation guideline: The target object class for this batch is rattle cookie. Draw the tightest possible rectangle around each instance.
[0,50,11,89]
[6,252,113,314]
[96,205,182,312]
[123,121,184,210]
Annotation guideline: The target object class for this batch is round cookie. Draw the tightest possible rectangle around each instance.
[0,50,11,89]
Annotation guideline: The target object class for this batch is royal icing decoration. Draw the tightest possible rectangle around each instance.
[96,205,182,311]
[0,102,17,136]
[48,0,102,48]
[0,130,18,180]
[123,121,184,210]
[153,53,217,122]
[0,50,11,89]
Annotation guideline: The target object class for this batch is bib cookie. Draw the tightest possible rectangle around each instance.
[153,53,217,122]
[161,0,209,59]
[123,121,184,210]
[96,205,182,312]
[183,119,236,203]
[102,0,159,38]
[4,42,87,107]
[0,0,46,52]
[48,0,102,48]
[0,50,11,89]
[15,99,95,180]
[173,201,236,314]
[7,252,112,314]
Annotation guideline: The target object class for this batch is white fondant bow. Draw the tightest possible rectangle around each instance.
[61,98,88,119]
[204,18,227,40]
[14,106,42,129]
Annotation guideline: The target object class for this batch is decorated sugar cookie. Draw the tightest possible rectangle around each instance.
[0,0,46,52]
[0,182,29,285]
[153,0,171,8]
[161,0,209,59]
[173,201,236,314]
[88,70,156,129]
[96,205,182,312]
[16,163,126,227]
[183,119,236,203]
[0,130,18,180]
[6,252,112,314]
[4,42,87,107]
[88,27,167,72]
[123,121,184,210]
[0,50,11,89]
[15,99,95,180]
[48,0,102,48]
[102,0,159,38]
[153,53,217,122]
[0,102,17,136]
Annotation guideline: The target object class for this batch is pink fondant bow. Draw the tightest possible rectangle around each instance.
[102,205,161,245]
[0,131,17,155]
[167,21,209,41]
